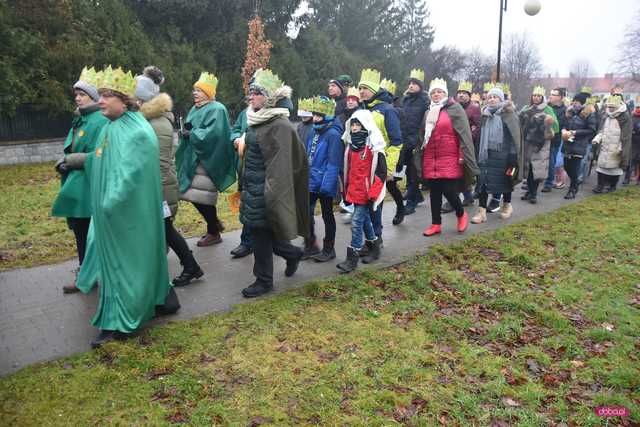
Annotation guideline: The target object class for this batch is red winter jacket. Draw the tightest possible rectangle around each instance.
[345,146,387,205]
[422,109,464,180]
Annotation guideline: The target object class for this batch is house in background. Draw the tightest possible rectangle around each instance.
[537,73,640,103]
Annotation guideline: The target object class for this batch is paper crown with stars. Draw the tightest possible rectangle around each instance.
[457,80,473,93]
[358,68,381,93]
[409,68,425,83]
[94,65,136,97]
[380,78,396,96]
[532,85,546,97]
[310,96,336,116]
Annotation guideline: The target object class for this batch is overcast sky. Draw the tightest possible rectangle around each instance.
[427,0,638,77]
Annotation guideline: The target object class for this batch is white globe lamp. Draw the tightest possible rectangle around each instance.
[524,0,541,16]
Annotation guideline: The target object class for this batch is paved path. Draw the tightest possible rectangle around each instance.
[0,180,595,376]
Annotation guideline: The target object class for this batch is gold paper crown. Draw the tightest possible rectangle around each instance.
[471,93,481,103]
[346,87,360,100]
[581,86,593,95]
[95,65,136,97]
[252,68,284,95]
[358,68,381,92]
[298,97,313,112]
[501,83,511,95]
[586,96,598,106]
[457,80,473,93]
[310,96,336,116]
[483,82,493,92]
[532,85,546,96]
[429,78,448,93]
[380,78,396,95]
[409,68,425,82]
[605,95,622,107]
[196,71,219,91]
[78,66,99,88]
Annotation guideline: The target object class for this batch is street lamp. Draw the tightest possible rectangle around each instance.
[496,0,541,82]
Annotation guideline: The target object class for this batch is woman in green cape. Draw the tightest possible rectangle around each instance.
[51,67,109,294]
[175,72,237,247]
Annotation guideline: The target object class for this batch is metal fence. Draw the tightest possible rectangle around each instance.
[0,105,72,143]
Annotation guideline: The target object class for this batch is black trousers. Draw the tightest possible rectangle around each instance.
[527,167,540,196]
[564,157,582,190]
[164,218,192,265]
[597,172,620,188]
[252,227,303,286]
[386,180,405,212]
[309,193,336,242]
[192,202,222,234]
[68,217,91,265]
[429,179,463,225]
[479,192,511,208]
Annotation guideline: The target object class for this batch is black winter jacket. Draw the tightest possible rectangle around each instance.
[401,91,429,150]
[240,125,267,228]
[563,105,597,157]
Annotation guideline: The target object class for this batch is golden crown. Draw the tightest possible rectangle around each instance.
[585,96,598,106]
[483,82,494,92]
[429,78,448,93]
[358,68,381,91]
[581,86,593,95]
[605,95,622,107]
[298,97,313,112]
[95,65,136,97]
[252,68,284,95]
[310,96,336,116]
[532,85,546,96]
[409,68,425,82]
[196,72,219,91]
[457,80,473,93]
[346,87,360,99]
[78,66,99,88]
[380,78,396,95]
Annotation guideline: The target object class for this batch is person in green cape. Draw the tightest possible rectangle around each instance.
[76,66,178,348]
[176,72,237,247]
[239,69,309,298]
[51,67,109,294]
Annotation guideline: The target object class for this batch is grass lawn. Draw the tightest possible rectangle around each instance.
[0,162,241,272]
[1,187,639,426]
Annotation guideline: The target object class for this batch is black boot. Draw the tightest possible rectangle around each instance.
[242,281,273,298]
[313,239,336,262]
[90,330,128,349]
[361,238,381,264]
[230,244,252,258]
[564,188,576,199]
[172,252,204,287]
[301,237,320,260]
[392,206,405,225]
[285,250,303,277]
[337,247,359,273]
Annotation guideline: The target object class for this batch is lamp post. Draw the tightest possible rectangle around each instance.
[496,0,541,83]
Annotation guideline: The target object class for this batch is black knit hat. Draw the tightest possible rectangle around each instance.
[408,78,424,91]
[329,79,345,95]
[572,92,588,105]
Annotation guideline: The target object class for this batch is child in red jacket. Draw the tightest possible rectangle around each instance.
[337,110,387,273]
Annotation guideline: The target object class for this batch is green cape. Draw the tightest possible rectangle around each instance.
[176,101,237,194]
[51,108,108,218]
[77,111,170,333]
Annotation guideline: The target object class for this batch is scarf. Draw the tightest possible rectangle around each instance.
[194,99,211,108]
[422,97,447,148]
[246,106,290,126]
[478,102,506,164]
[350,130,368,151]
[606,103,627,119]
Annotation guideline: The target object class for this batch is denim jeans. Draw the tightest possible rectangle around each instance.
[351,204,376,250]
[544,139,562,188]
[240,225,253,248]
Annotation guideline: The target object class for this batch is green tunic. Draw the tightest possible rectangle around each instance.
[77,111,171,333]
[51,107,108,218]
[175,101,237,194]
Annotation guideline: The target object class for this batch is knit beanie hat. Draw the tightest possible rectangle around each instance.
[73,80,99,102]
[337,75,354,88]
[408,78,424,91]
[135,66,164,102]
[487,87,505,102]
[572,92,588,105]
[328,79,345,95]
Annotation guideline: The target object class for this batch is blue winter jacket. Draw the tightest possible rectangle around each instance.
[305,119,344,197]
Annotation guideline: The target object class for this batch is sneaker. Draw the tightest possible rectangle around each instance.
[457,212,469,233]
[487,198,500,213]
[499,202,513,219]
[471,207,487,224]
[423,224,442,236]
[553,181,565,189]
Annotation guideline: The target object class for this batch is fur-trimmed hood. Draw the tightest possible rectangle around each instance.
[141,93,174,122]
[264,85,292,109]
[566,103,595,120]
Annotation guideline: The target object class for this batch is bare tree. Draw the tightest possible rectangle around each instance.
[462,47,495,93]
[416,45,465,94]
[569,58,593,93]
[616,9,640,82]
[501,32,543,107]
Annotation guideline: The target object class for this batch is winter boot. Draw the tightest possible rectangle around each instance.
[313,239,336,262]
[471,207,487,224]
[172,251,204,287]
[301,237,321,260]
[337,247,359,273]
[392,206,405,225]
[499,202,513,219]
[361,238,381,264]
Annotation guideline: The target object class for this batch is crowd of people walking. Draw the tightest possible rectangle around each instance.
[52,64,638,346]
